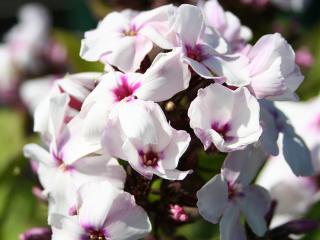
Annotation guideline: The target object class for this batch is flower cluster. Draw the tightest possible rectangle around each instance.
[23,1,314,239]
[0,3,66,104]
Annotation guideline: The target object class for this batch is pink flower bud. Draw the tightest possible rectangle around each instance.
[169,204,189,222]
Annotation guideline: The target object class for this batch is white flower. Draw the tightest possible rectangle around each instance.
[24,94,126,222]
[102,99,191,180]
[51,181,151,240]
[167,4,250,85]
[188,83,262,152]
[5,3,50,73]
[246,33,304,100]
[80,5,174,72]
[201,0,252,51]
[0,44,18,100]
[33,72,100,144]
[80,50,190,147]
[197,149,271,240]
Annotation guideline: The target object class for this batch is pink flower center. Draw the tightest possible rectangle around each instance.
[123,25,137,37]
[140,150,159,167]
[113,75,141,102]
[83,229,107,240]
[227,182,244,200]
[52,150,74,172]
[185,44,207,62]
[211,122,234,141]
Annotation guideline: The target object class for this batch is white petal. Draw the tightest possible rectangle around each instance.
[173,4,204,46]
[117,100,158,145]
[23,143,53,167]
[136,50,190,102]
[219,204,246,240]
[105,192,152,240]
[106,35,153,72]
[202,54,250,87]
[197,174,228,223]
[240,185,271,236]
[78,181,117,229]
[159,130,190,170]
[73,156,126,189]
[223,145,267,186]
[51,214,83,240]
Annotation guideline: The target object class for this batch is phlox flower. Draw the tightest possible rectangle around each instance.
[33,72,100,144]
[167,4,250,86]
[80,5,174,72]
[51,181,151,240]
[24,94,126,222]
[102,99,191,180]
[244,33,304,100]
[80,50,190,148]
[197,149,271,240]
[200,0,253,52]
[188,83,262,152]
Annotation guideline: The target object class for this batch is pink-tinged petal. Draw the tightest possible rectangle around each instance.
[19,227,51,240]
[136,50,190,102]
[223,11,241,42]
[159,130,190,170]
[197,174,228,223]
[268,67,304,101]
[122,139,154,179]
[227,87,262,150]
[202,54,250,87]
[202,0,226,33]
[202,0,252,49]
[239,185,271,236]
[152,168,191,180]
[61,113,103,165]
[49,94,70,143]
[139,24,173,49]
[72,157,126,189]
[136,5,174,49]
[189,84,234,128]
[105,191,151,239]
[51,214,83,240]
[222,145,267,186]
[152,102,175,148]
[132,4,173,28]
[202,30,229,55]
[23,144,57,191]
[106,35,153,72]
[80,12,130,61]
[57,72,99,103]
[248,33,303,100]
[101,117,128,161]
[189,84,262,152]
[23,144,54,167]
[78,181,117,229]
[183,57,214,79]
[219,204,246,240]
[47,172,78,224]
[247,34,279,76]
[20,76,55,114]
[117,101,158,145]
[249,58,287,99]
[173,4,204,46]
